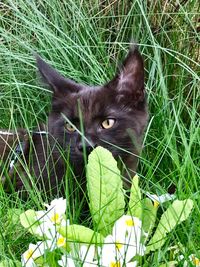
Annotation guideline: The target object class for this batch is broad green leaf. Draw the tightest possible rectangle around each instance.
[59,224,104,245]
[128,174,142,218]
[141,198,157,237]
[0,260,21,267]
[147,199,193,252]
[87,146,125,236]
[20,209,40,235]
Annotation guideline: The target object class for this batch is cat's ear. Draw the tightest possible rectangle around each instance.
[36,56,82,95]
[108,45,145,103]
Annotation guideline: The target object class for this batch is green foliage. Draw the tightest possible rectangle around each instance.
[141,198,157,236]
[128,177,158,239]
[7,209,22,226]
[86,146,125,236]
[17,146,194,267]
[0,0,199,265]
[147,199,194,252]
[158,262,178,267]
[59,224,104,245]
[128,174,142,218]
[0,260,21,267]
[20,210,40,235]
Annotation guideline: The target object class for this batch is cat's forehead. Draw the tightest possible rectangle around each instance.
[67,86,117,119]
[79,86,107,103]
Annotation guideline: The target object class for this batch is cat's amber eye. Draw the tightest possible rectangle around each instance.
[65,123,76,132]
[101,118,115,129]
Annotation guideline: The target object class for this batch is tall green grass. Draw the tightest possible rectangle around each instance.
[0,0,199,265]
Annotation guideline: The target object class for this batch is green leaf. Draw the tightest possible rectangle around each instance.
[128,175,142,218]
[158,261,177,267]
[147,199,193,252]
[59,224,104,245]
[7,208,22,226]
[127,177,157,239]
[20,209,40,235]
[0,259,21,267]
[35,250,61,267]
[87,146,125,236]
[141,198,157,237]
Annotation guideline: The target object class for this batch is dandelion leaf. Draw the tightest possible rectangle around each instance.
[86,146,125,236]
[147,199,193,252]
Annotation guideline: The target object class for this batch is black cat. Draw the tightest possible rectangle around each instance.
[0,45,148,195]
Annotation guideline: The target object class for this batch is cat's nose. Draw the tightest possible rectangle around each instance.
[77,141,95,155]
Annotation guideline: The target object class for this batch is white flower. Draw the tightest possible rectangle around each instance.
[99,235,121,266]
[99,215,145,267]
[36,220,56,238]
[58,254,75,267]
[79,245,97,267]
[113,215,146,257]
[58,245,96,267]
[188,255,200,266]
[21,241,46,267]
[44,198,67,222]
[126,262,138,267]
[34,218,68,253]
[182,254,200,267]
[145,192,176,207]
[56,234,67,248]
[35,199,69,241]
[22,199,69,267]
[99,235,138,267]
[36,198,67,225]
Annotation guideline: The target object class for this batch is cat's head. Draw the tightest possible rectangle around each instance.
[37,45,148,176]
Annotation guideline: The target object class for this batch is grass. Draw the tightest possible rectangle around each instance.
[0,0,199,266]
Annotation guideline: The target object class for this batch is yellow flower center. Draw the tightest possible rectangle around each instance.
[57,236,66,247]
[193,257,200,266]
[110,262,121,267]
[115,241,123,250]
[125,218,134,226]
[25,249,34,260]
[154,200,159,208]
[50,213,60,223]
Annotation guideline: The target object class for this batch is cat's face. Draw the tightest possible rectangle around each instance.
[37,46,148,176]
